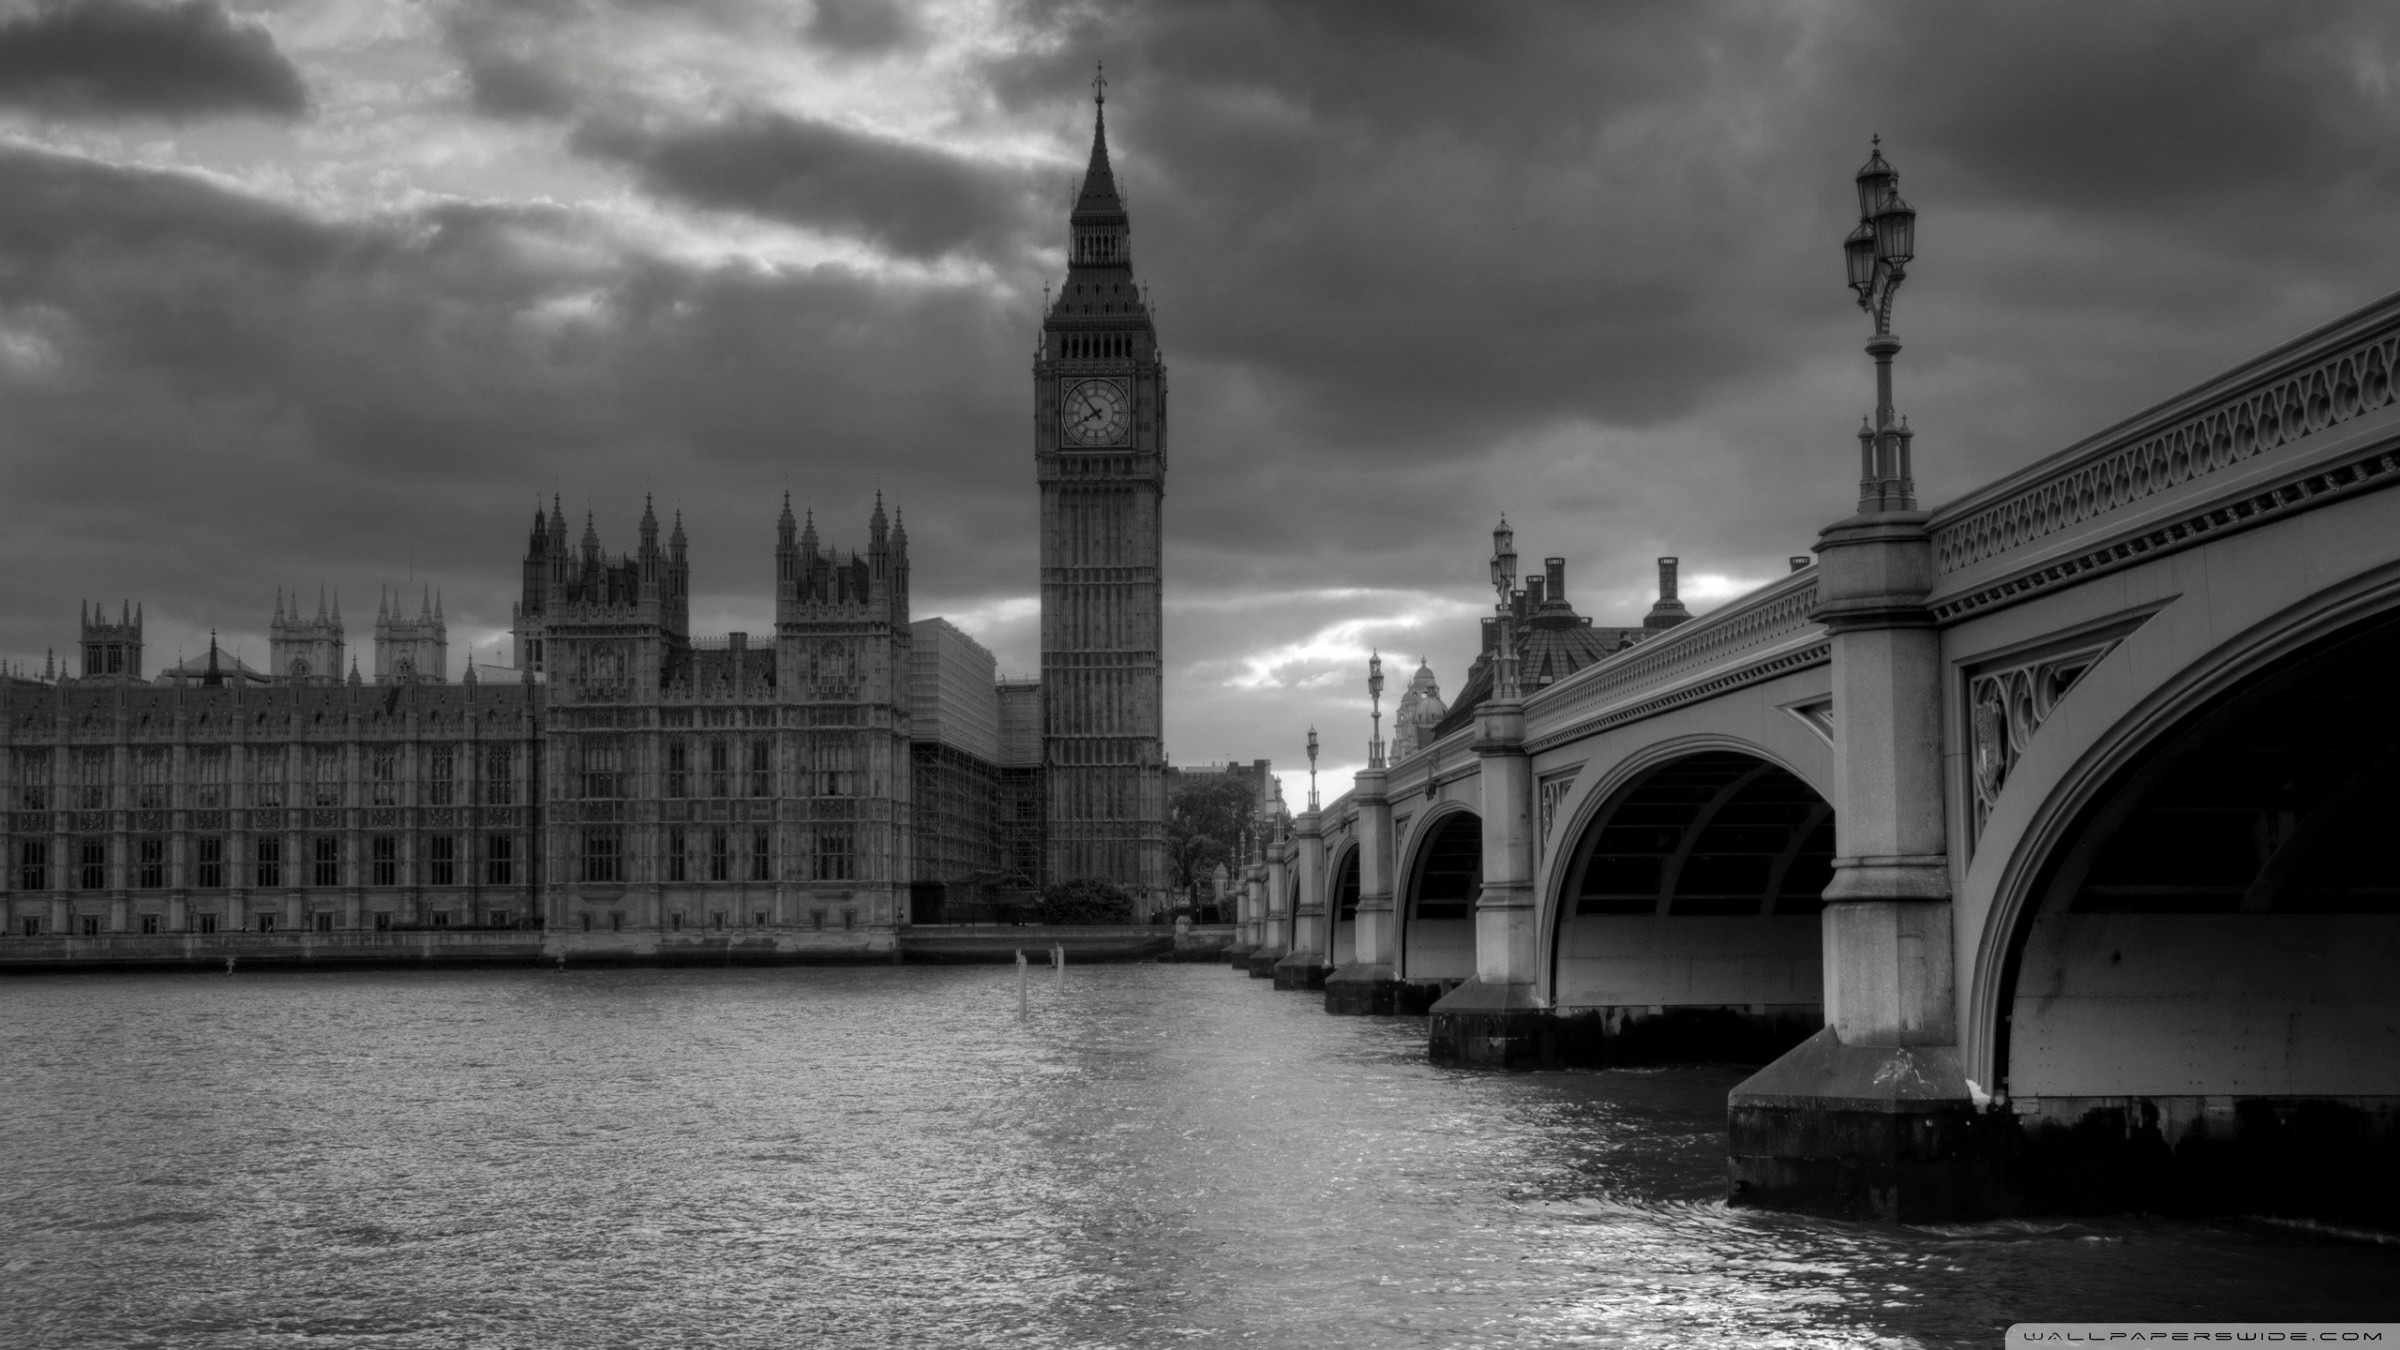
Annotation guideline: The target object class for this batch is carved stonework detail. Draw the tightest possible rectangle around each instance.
[1537,771,1578,852]
[1968,638,2121,843]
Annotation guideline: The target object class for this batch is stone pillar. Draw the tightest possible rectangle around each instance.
[1222,849,1258,966]
[1248,824,1289,977]
[1429,698,1547,1065]
[1326,766,1401,1013]
[1728,509,2002,1221]
[1274,810,1330,990]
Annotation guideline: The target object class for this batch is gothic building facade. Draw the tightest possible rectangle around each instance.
[0,495,984,948]
[1035,82,1168,900]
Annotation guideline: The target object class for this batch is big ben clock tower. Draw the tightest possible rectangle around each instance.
[1036,71,1166,902]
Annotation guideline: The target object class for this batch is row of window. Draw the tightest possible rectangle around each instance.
[589,738,861,801]
[581,908,853,933]
[13,745,521,811]
[17,909,513,936]
[16,835,517,890]
[578,827,855,883]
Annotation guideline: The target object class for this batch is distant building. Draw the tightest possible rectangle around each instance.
[909,619,1001,911]
[1429,555,1687,743]
[1389,660,1449,761]
[995,680,1044,889]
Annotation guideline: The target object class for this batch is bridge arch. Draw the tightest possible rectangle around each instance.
[1324,841,1360,967]
[1543,741,1831,1060]
[1976,581,2400,1216]
[1397,804,1480,984]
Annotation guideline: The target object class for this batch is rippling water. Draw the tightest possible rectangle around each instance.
[3,965,2394,1349]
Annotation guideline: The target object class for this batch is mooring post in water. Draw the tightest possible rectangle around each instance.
[1054,943,1066,987]
[225,956,235,975]
[1016,950,1030,1020]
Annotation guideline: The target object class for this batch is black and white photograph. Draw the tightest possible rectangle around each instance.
[2,2,2397,1346]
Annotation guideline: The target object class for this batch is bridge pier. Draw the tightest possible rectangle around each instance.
[1247,824,1289,976]
[1325,765,1405,1013]
[1728,508,2006,1222]
[1273,809,1331,990]
[1429,698,1551,1065]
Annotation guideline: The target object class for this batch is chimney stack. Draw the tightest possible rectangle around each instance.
[1643,555,1694,632]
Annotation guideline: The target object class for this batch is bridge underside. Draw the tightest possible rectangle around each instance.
[1551,752,1831,1064]
[2003,610,2400,1223]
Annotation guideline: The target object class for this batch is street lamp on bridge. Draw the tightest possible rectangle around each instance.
[1306,724,1319,809]
[1844,135,1919,513]
[1367,650,1385,769]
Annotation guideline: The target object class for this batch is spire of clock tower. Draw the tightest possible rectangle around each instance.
[1063,64,1135,280]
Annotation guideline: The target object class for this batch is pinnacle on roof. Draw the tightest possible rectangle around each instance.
[1072,63,1123,222]
[778,491,796,538]
[581,511,600,553]
[670,509,687,549]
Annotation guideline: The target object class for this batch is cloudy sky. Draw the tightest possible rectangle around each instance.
[1,0,2395,798]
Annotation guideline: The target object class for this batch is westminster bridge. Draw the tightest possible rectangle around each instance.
[1216,286,2400,1226]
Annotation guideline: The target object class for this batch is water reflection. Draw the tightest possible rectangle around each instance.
[1,965,2392,1349]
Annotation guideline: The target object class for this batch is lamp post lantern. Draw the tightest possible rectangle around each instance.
[1846,136,1919,513]
[1367,650,1386,769]
[1305,725,1320,809]
[1490,515,1519,700]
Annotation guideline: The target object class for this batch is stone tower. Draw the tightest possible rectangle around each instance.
[270,590,344,683]
[1035,74,1166,898]
[775,494,914,928]
[78,600,143,681]
[374,587,449,683]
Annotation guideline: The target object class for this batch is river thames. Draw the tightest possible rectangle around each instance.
[3,964,2394,1349]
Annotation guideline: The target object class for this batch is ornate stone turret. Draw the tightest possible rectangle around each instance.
[271,589,344,683]
[374,586,448,683]
[78,600,143,682]
[1389,659,1448,761]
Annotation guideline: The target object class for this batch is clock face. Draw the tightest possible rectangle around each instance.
[1061,378,1131,447]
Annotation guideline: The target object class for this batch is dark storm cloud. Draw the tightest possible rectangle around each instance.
[0,142,1034,666]
[448,10,580,120]
[0,0,305,120]
[574,110,1039,262]
[804,0,919,55]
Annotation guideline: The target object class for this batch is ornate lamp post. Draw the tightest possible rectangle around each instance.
[1489,515,1519,700]
[1305,725,1320,809]
[1367,650,1386,768]
[1844,136,1919,513]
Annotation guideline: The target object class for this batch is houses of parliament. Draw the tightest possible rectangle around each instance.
[0,89,1167,951]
